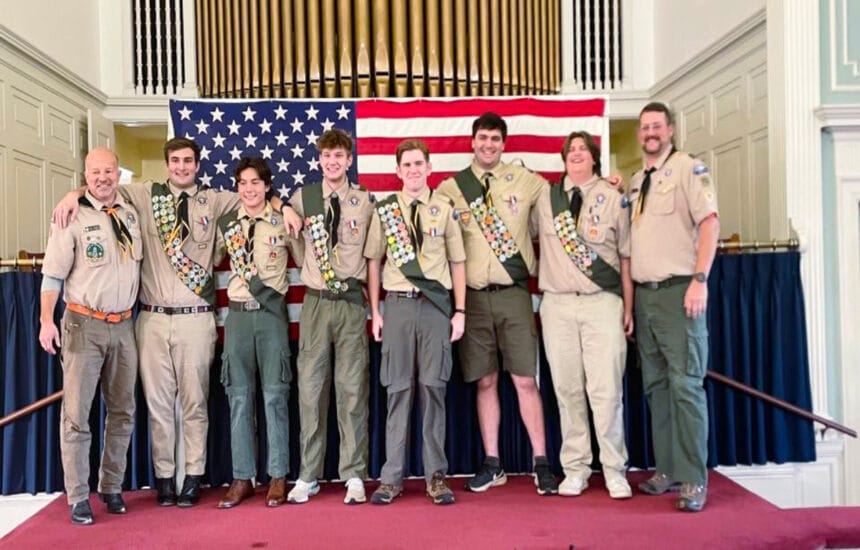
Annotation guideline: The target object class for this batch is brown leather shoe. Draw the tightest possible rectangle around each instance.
[266,477,287,507]
[217,479,254,509]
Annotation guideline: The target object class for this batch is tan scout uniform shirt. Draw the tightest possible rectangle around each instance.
[364,189,466,291]
[629,148,719,283]
[436,160,546,288]
[289,181,374,290]
[218,203,292,300]
[43,191,143,312]
[121,181,240,306]
[534,175,630,294]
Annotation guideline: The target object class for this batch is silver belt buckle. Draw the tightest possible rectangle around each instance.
[244,299,261,311]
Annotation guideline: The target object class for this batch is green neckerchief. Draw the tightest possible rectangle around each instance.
[301,182,363,305]
[549,180,621,296]
[151,182,215,304]
[453,167,529,288]
[375,194,452,317]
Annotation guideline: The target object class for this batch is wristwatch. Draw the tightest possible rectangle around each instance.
[692,272,707,283]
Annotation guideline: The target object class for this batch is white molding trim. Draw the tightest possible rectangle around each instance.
[815,104,860,128]
[829,0,860,92]
[0,24,106,109]
[650,8,767,98]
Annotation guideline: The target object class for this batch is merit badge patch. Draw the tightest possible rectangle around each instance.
[86,242,105,260]
[693,164,709,176]
[349,196,360,207]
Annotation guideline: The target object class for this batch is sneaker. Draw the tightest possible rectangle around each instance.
[607,477,633,499]
[676,483,707,512]
[533,459,558,496]
[370,483,402,505]
[426,471,455,505]
[465,458,507,492]
[558,476,589,497]
[344,477,366,504]
[287,479,320,504]
[638,472,681,495]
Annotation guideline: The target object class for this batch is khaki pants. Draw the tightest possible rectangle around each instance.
[378,295,451,485]
[137,310,217,478]
[540,291,628,482]
[296,293,369,481]
[635,283,709,486]
[60,311,137,504]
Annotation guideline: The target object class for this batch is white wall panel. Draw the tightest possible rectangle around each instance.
[10,86,43,144]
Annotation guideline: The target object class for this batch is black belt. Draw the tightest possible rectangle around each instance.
[387,289,423,299]
[468,284,517,293]
[305,288,349,301]
[229,299,261,311]
[636,275,692,290]
[140,304,214,315]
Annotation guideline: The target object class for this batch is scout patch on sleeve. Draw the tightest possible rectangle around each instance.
[693,164,709,176]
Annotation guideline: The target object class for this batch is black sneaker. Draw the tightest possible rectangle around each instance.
[69,500,94,525]
[465,458,507,492]
[533,459,558,496]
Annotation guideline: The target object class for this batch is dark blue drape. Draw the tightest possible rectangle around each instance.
[0,251,816,494]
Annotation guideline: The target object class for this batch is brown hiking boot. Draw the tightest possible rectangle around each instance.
[638,472,682,495]
[426,471,455,505]
[370,483,402,505]
[676,483,707,512]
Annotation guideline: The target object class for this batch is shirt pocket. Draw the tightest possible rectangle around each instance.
[81,230,110,267]
[649,182,676,215]
[190,204,215,243]
[339,218,367,246]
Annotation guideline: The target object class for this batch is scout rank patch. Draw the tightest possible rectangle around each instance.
[553,209,599,276]
[377,201,416,267]
[468,195,519,262]
[304,213,351,294]
[151,193,211,295]
[223,221,257,283]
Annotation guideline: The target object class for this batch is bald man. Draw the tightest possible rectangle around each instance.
[40,148,143,525]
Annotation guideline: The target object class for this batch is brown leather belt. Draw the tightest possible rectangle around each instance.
[66,303,132,324]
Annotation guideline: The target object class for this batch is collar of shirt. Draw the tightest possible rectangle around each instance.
[563,174,599,194]
[397,187,432,208]
[84,190,128,210]
[167,181,200,199]
[642,146,675,172]
[469,159,504,181]
[238,202,273,222]
[322,179,353,199]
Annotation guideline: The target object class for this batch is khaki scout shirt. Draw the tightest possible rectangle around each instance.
[534,175,630,294]
[435,160,546,288]
[289,180,374,290]
[217,203,292,300]
[121,181,241,307]
[629,148,719,283]
[43,191,143,312]
[363,188,466,291]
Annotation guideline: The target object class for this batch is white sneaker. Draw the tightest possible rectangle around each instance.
[343,477,366,504]
[558,476,589,497]
[607,477,632,499]
[287,479,320,504]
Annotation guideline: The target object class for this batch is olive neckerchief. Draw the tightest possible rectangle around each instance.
[150,182,215,304]
[453,168,529,288]
[375,194,452,317]
[549,179,621,297]
[300,182,363,305]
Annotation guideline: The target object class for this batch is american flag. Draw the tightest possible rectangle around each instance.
[168,96,608,334]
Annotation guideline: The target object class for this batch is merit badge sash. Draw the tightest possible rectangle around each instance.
[549,181,621,296]
[151,182,215,304]
[217,210,257,282]
[375,195,452,317]
[453,168,529,287]
[301,183,363,305]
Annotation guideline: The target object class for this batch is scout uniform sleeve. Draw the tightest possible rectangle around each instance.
[525,170,548,205]
[213,189,242,218]
[41,223,76,280]
[616,190,632,258]
[684,160,719,224]
[214,219,227,267]
[288,189,305,217]
[434,177,458,202]
[444,206,466,263]
[363,210,386,261]
[118,180,152,210]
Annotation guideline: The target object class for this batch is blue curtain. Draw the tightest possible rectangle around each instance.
[0,251,816,494]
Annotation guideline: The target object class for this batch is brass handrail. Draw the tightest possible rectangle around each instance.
[0,258,44,268]
[0,390,63,428]
[718,238,799,252]
[707,370,856,438]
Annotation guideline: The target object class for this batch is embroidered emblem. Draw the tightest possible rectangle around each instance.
[223,220,257,283]
[664,169,672,177]
[693,164,709,175]
[349,196,360,207]
[304,214,350,294]
[553,210,598,275]
[84,225,100,233]
[377,201,416,268]
[86,242,105,260]
[467,196,519,263]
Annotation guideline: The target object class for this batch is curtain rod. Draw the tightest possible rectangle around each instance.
[718,238,799,252]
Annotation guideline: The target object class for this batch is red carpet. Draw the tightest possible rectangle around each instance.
[3,471,859,549]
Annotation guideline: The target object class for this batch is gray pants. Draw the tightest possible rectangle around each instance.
[378,294,452,485]
[60,311,137,504]
[222,305,291,479]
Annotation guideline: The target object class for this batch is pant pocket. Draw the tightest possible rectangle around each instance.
[220,351,231,387]
[280,347,293,384]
